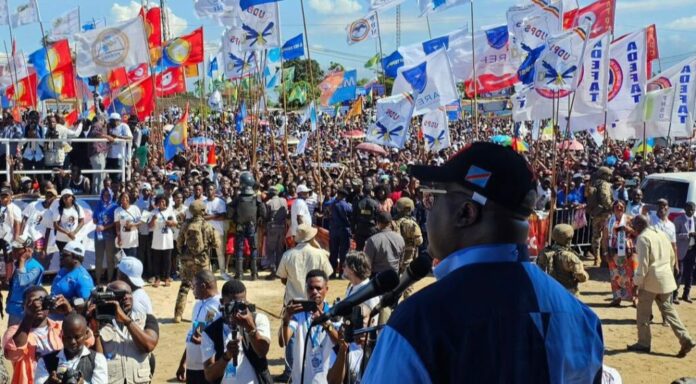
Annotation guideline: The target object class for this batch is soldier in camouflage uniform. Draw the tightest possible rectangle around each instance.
[173,200,219,322]
[537,224,589,296]
[587,166,614,266]
[394,197,423,299]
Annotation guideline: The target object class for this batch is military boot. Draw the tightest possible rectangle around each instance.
[235,258,244,280]
[250,258,258,281]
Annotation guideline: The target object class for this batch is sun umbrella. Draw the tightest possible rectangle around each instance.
[491,135,512,145]
[189,137,215,146]
[356,142,387,156]
[342,130,366,139]
[557,139,584,151]
[511,139,529,152]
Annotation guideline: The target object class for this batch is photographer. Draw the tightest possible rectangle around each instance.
[281,269,341,384]
[90,280,159,384]
[34,313,108,384]
[327,304,373,384]
[202,280,271,384]
[51,240,95,305]
[2,287,88,384]
[6,235,44,326]
[176,270,221,383]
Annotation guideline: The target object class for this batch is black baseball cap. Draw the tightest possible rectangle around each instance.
[410,142,537,217]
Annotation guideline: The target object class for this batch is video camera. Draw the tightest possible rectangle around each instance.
[91,287,127,321]
[220,301,256,318]
[56,367,82,384]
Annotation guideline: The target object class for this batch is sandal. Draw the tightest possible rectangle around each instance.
[152,279,160,288]
[164,279,171,287]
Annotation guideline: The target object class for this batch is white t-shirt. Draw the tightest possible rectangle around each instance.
[205,197,227,235]
[0,203,22,242]
[651,213,677,243]
[51,204,85,243]
[289,305,336,384]
[290,199,311,237]
[172,204,188,240]
[151,207,177,250]
[22,200,52,241]
[201,313,271,383]
[132,288,153,315]
[108,122,133,159]
[187,295,222,371]
[114,205,141,249]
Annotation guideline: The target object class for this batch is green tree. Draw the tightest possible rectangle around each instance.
[284,58,324,85]
[328,61,345,72]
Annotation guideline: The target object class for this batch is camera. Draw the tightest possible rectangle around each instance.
[57,367,82,384]
[221,301,256,318]
[343,306,364,344]
[91,287,127,321]
[42,296,58,311]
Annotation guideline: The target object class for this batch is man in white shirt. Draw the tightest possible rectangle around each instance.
[0,187,23,245]
[105,113,133,182]
[20,185,58,253]
[177,269,221,383]
[290,185,312,239]
[204,184,228,279]
[202,279,272,384]
[651,198,679,303]
[676,202,696,303]
[184,183,205,209]
[34,313,108,384]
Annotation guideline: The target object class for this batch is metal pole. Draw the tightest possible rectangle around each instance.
[374,12,386,88]
[299,0,321,168]
[469,1,479,140]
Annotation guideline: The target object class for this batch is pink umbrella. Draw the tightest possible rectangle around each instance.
[558,139,584,151]
[342,130,366,139]
[356,142,387,156]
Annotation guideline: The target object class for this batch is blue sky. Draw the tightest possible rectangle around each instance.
[3,0,696,80]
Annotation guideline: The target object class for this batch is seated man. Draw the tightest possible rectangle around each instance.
[35,313,108,384]
[91,280,159,384]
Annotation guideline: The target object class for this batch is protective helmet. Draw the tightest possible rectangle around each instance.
[552,224,574,245]
[241,185,255,196]
[239,171,255,188]
[396,197,415,213]
[596,166,612,179]
[190,200,206,216]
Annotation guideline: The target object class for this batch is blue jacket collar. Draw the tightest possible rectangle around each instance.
[434,244,529,280]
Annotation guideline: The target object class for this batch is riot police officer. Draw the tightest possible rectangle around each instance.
[352,184,380,250]
[228,172,266,280]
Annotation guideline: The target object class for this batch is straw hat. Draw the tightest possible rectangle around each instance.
[294,224,318,243]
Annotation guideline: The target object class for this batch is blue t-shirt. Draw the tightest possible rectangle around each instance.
[6,258,44,317]
[51,265,95,302]
[93,202,118,239]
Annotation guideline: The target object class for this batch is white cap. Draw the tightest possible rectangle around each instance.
[20,176,31,183]
[296,184,311,193]
[63,240,85,257]
[109,112,121,120]
[118,256,145,287]
[141,182,152,191]
[60,188,74,197]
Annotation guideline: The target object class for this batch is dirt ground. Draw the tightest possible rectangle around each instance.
[4,260,696,383]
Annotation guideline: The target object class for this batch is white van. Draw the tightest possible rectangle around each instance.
[640,172,696,220]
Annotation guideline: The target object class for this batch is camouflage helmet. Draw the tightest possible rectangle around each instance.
[396,197,415,213]
[240,171,255,188]
[596,166,612,180]
[552,224,574,245]
[190,200,206,216]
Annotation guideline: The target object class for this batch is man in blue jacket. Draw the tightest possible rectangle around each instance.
[363,142,604,383]
[5,235,44,326]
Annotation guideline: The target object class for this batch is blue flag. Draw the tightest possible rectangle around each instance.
[329,69,357,105]
[207,56,218,77]
[240,0,281,9]
[381,50,403,78]
[282,33,304,61]
[236,102,247,134]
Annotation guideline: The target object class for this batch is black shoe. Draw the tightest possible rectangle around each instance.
[609,298,622,307]
[683,296,693,304]
[674,297,681,305]
[265,273,277,281]
[274,372,291,383]
[678,340,696,358]
[627,343,651,353]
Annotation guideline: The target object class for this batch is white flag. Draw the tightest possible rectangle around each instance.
[11,0,39,27]
[346,12,378,45]
[296,132,309,155]
[398,27,471,83]
[422,109,451,152]
[419,0,470,16]
[208,90,223,111]
[366,93,414,149]
[507,0,564,67]
[74,16,149,77]
[239,2,280,51]
[370,0,406,11]
[0,0,9,26]
[392,49,459,116]
[50,8,80,40]
[195,0,225,18]
[533,24,590,93]
[223,27,258,79]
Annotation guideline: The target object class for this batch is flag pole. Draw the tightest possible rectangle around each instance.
[35,1,60,106]
[374,12,386,89]
[425,15,433,39]
[469,0,479,140]
[299,0,322,185]
[139,1,162,167]
[276,8,291,163]
[3,41,19,108]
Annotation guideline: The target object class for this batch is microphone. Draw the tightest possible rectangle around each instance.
[311,270,399,325]
[371,254,432,317]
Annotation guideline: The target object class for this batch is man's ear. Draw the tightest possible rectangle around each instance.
[453,200,480,228]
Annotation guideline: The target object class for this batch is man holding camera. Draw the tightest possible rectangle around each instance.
[6,235,44,326]
[90,280,159,384]
[202,279,272,384]
[35,313,108,384]
[3,286,87,384]
[281,269,341,384]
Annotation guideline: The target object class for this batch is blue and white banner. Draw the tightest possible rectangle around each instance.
[240,2,280,51]
[282,33,304,60]
[398,27,469,82]
[346,12,378,45]
[422,109,451,152]
[381,50,403,79]
[419,0,470,16]
[507,0,564,67]
[370,0,406,11]
[533,23,590,93]
[367,93,415,149]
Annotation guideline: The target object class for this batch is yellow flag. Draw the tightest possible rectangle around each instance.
[185,64,199,78]
[345,97,363,120]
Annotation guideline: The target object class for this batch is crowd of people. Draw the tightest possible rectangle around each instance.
[0,102,693,383]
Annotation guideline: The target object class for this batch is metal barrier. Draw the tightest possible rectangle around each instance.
[0,138,131,183]
[550,206,594,253]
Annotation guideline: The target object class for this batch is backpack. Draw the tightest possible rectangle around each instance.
[585,183,601,216]
[184,219,208,255]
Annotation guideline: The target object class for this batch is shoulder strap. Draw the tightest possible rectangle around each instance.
[203,318,226,361]
[241,320,272,384]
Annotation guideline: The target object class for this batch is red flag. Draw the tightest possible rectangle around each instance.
[108,67,129,90]
[38,65,77,99]
[646,24,659,77]
[162,27,204,67]
[207,143,217,166]
[114,77,155,121]
[7,73,38,108]
[128,64,150,83]
[155,66,186,96]
[11,106,21,122]
[64,109,78,126]
[563,0,616,38]
[141,7,162,64]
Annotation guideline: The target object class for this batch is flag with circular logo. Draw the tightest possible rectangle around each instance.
[346,12,378,45]
[160,27,204,69]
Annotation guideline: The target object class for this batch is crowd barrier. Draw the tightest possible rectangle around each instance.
[528,207,594,257]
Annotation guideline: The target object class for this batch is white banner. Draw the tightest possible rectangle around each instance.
[74,16,150,77]
[0,0,9,26]
[366,93,415,149]
[223,27,258,79]
[393,49,459,116]
[507,0,564,67]
[370,0,406,11]
[11,0,38,27]
[50,8,80,41]
[419,0,470,16]
[346,12,378,45]
[398,27,470,83]
[422,109,451,152]
[534,24,590,93]
[239,2,280,51]
[195,0,225,18]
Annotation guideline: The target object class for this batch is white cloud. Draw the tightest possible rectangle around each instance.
[111,1,188,37]
[308,0,362,15]
[617,0,693,12]
[667,15,696,31]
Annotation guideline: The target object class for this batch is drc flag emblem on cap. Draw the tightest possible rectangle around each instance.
[465,165,491,188]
